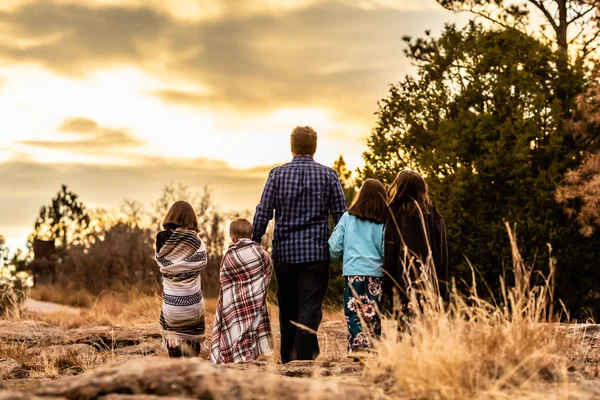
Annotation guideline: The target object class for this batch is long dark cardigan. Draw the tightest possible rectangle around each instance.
[383,201,449,309]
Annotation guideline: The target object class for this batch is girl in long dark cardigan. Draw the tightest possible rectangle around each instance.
[383,170,449,329]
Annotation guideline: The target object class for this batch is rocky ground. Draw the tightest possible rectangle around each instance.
[0,318,371,399]
[0,315,599,399]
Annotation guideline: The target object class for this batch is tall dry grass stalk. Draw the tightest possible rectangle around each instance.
[362,221,584,399]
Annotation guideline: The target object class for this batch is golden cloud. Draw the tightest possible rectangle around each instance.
[0,157,277,239]
[0,0,447,122]
[19,117,143,152]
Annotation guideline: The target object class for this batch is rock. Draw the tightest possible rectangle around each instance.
[0,379,54,392]
[112,343,164,357]
[566,324,600,339]
[0,321,161,349]
[34,358,372,399]
[26,343,97,360]
[0,391,57,400]
[0,359,28,380]
[223,360,363,380]
[99,396,194,400]
[564,324,600,365]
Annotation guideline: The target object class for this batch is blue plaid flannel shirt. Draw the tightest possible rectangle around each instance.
[252,156,348,264]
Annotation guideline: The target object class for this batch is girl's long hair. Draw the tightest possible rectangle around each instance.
[348,179,387,224]
[162,200,200,232]
[387,170,431,216]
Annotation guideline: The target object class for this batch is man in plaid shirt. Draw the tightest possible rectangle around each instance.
[252,126,347,363]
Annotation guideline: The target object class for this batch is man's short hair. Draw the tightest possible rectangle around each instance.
[290,126,317,156]
[230,218,253,239]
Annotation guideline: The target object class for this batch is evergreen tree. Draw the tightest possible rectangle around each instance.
[360,23,600,317]
[333,155,357,205]
[31,185,90,252]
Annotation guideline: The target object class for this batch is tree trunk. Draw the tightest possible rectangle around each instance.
[557,0,569,55]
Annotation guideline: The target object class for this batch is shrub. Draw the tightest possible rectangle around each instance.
[59,222,160,295]
[363,222,585,399]
[0,264,33,318]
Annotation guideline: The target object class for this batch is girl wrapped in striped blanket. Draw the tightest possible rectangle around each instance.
[155,200,208,358]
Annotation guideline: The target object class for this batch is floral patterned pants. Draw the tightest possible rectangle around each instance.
[344,276,384,353]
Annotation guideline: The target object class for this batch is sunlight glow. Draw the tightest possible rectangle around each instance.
[0,64,366,171]
[0,0,413,251]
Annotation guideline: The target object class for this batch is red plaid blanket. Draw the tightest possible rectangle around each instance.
[210,238,273,363]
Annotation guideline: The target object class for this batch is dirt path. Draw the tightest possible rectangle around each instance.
[23,299,80,315]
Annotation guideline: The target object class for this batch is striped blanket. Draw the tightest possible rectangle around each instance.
[210,238,273,364]
[155,228,208,348]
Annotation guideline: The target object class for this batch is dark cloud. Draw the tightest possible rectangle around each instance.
[0,1,455,122]
[0,157,274,239]
[0,2,167,76]
[19,117,143,152]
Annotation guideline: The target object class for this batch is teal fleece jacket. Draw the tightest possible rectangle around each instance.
[328,212,385,277]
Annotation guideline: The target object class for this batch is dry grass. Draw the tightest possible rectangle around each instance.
[28,288,342,330]
[0,289,27,321]
[361,222,593,399]
[30,292,162,328]
[24,289,223,329]
[0,339,115,379]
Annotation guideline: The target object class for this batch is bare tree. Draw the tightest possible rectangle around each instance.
[438,0,600,59]
[151,183,213,240]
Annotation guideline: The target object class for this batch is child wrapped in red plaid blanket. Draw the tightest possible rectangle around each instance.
[210,219,273,364]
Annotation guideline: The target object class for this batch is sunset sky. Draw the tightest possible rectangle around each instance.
[0,0,464,250]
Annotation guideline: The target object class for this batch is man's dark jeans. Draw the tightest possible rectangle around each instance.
[274,259,330,364]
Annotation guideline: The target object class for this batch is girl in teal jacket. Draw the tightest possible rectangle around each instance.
[329,179,387,354]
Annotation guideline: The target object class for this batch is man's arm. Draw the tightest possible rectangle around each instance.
[252,169,277,244]
[328,172,348,226]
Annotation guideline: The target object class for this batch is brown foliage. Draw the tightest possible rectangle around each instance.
[557,152,600,236]
[59,222,160,295]
[557,72,600,236]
